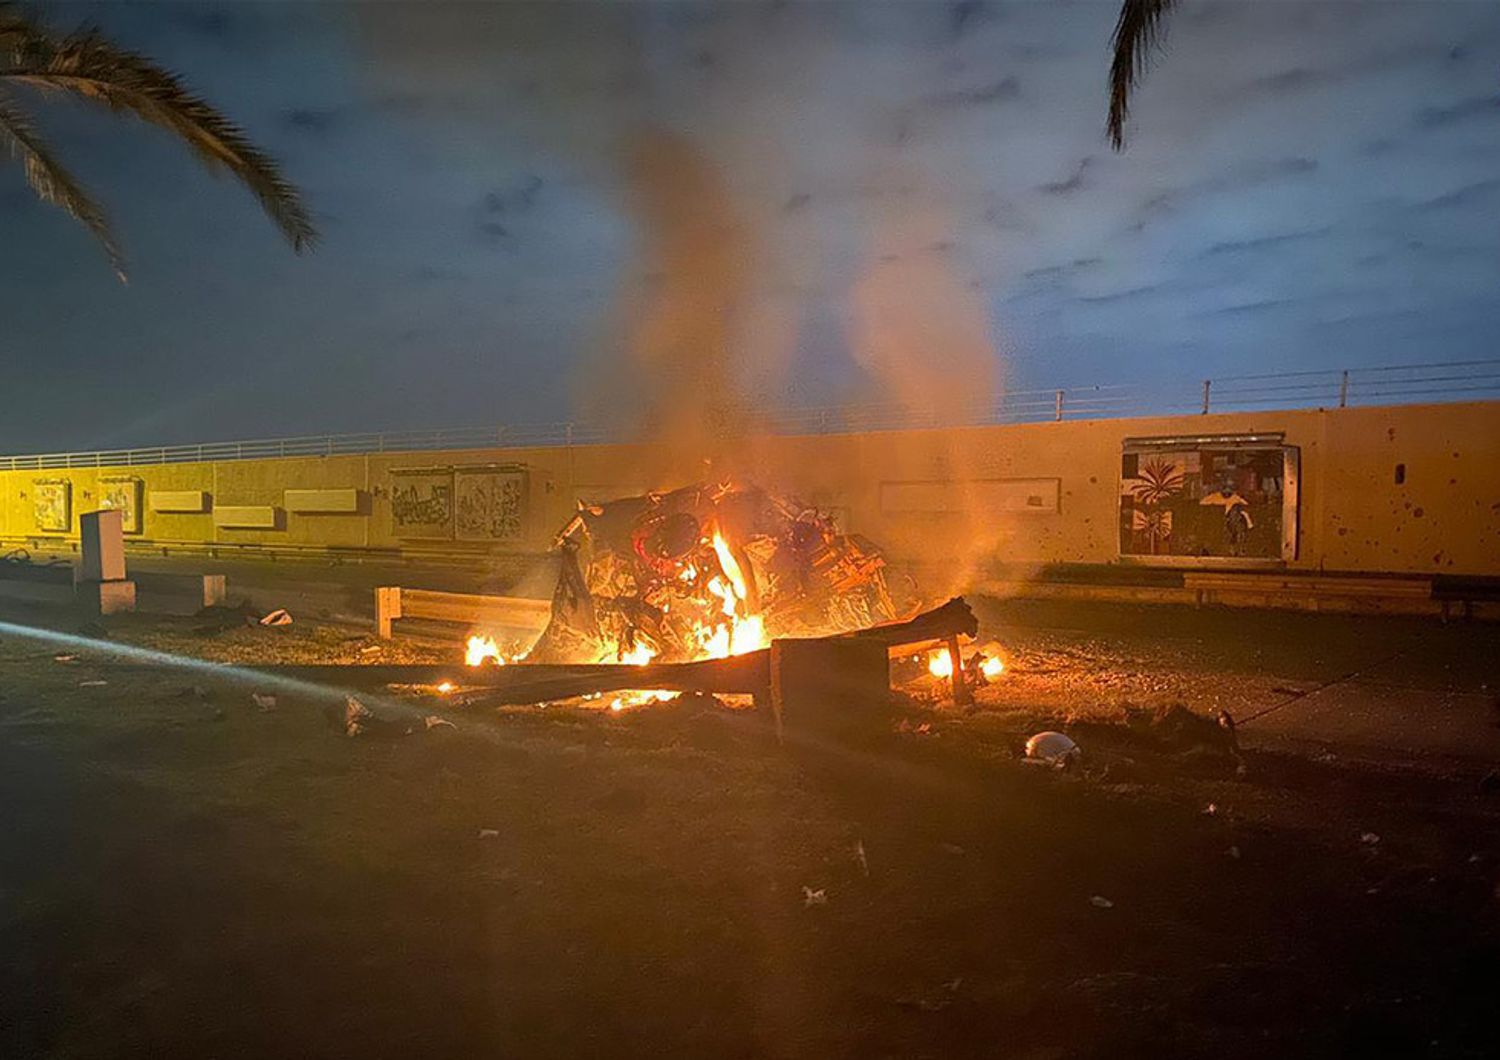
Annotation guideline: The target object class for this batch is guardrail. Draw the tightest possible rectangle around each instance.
[2,357,1497,471]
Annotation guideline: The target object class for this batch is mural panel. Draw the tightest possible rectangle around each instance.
[32,480,71,533]
[455,467,527,542]
[1119,439,1294,560]
[389,468,454,539]
[99,477,143,533]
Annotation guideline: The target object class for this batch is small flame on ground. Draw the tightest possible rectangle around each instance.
[610,690,675,712]
[437,680,455,694]
[926,648,1004,680]
[465,633,531,668]
[466,635,503,667]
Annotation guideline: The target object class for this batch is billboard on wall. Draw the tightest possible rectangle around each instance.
[390,464,529,542]
[389,467,455,539]
[99,477,143,533]
[1118,434,1299,563]
[31,480,70,533]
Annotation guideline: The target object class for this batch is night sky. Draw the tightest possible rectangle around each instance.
[3,1,1500,453]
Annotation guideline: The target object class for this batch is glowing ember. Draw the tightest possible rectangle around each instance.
[436,680,455,694]
[928,649,954,678]
[981,656,1004,679]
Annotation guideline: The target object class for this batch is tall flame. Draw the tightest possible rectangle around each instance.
[711,531,749,601]
[698,530,768,658]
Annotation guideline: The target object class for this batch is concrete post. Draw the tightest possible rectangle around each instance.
[78,509,134,614]
[80,509,126,582]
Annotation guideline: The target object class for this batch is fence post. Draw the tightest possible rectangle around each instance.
[1338,369,1349,408]
[1201,379,1212,415]
[1054,389,1064,421]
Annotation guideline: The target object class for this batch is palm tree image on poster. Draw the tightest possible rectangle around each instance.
[1128,457,1184,555]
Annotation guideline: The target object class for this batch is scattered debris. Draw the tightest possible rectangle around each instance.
[1090,895,1115,909]
[77,680,108,688]
[340,695,393,737]
[259,608,293,627]
[358,644,382,655]
[802,886,828,907]
[478,828,500,839]
[1360,832,1382,846]
[53,654,77,663]
[252,693,277,711]
[1025,731,1081,769]
[423,715,456,731]
[853,839,869,877]
[1202,802,1219,816]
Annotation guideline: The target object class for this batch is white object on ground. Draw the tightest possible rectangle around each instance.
[1025,731,1081,768]
[802,887,827,907]
[259,609,293,627]
[1090,895,1114,909]
[252,693,277,711]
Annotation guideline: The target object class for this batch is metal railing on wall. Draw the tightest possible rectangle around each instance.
[2,357,1497,472]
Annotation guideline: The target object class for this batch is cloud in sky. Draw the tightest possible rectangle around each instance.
[1,0,1499,450]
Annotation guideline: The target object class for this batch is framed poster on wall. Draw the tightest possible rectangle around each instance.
[1118,434,1299,564]
[32,480,71,534]
[389,467,455,540]
[455,466,528,543]
[99,477,143,533]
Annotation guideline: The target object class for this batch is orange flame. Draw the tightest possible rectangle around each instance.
[466,635,504,667]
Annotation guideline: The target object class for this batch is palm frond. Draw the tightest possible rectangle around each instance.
[2,21,316,251]
[1107,0,1178,150]
[0,87,123,279]
[0,2,30,53]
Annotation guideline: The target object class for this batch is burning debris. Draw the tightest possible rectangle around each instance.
[418,482,1004,716]
[524,482,901,666]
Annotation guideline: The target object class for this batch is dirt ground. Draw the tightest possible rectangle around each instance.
[2,595,1499,1058]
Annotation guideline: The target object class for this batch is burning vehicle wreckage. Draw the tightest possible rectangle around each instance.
[531,482,899,666]
[445,481,1008,719]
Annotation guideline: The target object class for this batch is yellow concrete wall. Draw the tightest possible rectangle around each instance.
[2,401,1496,575]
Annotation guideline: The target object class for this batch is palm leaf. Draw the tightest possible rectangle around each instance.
[1107,0,1178,150]
[0,87,123,279]
[2,17,316,252]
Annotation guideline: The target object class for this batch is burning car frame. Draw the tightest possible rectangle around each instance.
[526,481,902,667]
